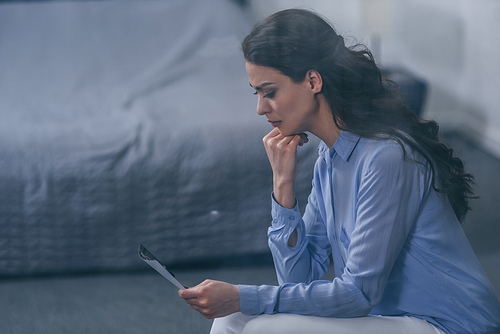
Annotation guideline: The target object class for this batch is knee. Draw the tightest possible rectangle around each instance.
[242,315,274,334]
[211,312,257,334]
[210,318,226,334]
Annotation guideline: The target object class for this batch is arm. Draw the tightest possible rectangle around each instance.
[262,128,331,284]
[240,144,429,317]
[268,185,331,285]
[178,128,310,318]
[262,127,308,210]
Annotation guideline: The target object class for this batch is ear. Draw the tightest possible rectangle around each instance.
[305,69,323,94]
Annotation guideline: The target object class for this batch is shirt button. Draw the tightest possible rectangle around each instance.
[289,216,295,221]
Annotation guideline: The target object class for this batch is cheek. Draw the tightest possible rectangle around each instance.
[275,95,299,114]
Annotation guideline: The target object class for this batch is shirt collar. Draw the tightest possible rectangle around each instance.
[318,131,361,162]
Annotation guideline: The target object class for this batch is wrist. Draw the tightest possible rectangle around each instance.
[232,284,241,313]
[273,181,295,209]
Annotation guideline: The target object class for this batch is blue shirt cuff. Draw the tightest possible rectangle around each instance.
[271,192,301,229]
[238,284,259,315]
[239,284,282,315]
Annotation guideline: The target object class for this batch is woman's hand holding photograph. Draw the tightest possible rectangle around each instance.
[178,280,240,319]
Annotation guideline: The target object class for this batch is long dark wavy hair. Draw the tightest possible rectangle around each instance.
[242,9,475,221]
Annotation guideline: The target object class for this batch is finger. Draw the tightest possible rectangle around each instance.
[198,279,213,286]
[264,127,286,143]
[297,133,309,146]
[263,127,281,140]
[189,304,206,313]
[191,306,215,319]
[298,132,309,143]
[282,133,304,146]
[184,298,203,307]
[179,279,214,300]
[277,133,307,147]
[277,135,297,149]
[268,127,281,136]
[178,287,200,299]
[264,134,287,153]
[181,296,199,302]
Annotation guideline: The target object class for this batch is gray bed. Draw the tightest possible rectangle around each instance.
[0,0,319,277]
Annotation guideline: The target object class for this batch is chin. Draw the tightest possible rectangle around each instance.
[278,128,300,137]
[277,129,291,137]
[276,127,292,136]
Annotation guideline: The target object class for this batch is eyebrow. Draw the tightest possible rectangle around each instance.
[249,82,276,91]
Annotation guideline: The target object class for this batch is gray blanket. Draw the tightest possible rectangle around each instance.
[0,0,319,276]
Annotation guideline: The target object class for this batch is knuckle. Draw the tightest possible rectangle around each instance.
[204,309,215,319]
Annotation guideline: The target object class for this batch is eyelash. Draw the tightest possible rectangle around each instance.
[253,91,276,99]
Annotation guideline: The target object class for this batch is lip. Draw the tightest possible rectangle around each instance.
[268,120,281,127]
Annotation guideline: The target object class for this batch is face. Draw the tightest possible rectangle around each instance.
[245,62,320,136]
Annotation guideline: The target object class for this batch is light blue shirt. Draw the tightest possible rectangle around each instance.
[239,131,500,334]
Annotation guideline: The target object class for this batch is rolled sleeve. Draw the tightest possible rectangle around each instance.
[270,193,302,230]
[239,284,285,315]
[238,284,260,315]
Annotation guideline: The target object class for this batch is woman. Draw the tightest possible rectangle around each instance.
[179,9,500,334]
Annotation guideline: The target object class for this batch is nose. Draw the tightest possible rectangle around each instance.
[256,96,271,116]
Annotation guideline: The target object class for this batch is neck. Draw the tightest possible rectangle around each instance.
[309,95,341,149]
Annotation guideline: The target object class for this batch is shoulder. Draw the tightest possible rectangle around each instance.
[351,138,433,201]
[355,136,429,176]
[357,137,405,164]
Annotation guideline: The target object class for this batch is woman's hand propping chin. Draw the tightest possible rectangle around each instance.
[262,128,309,209]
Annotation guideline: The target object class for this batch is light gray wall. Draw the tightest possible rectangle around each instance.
[248,0,500,158]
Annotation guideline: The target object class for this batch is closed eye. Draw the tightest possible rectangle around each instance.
[263,91,275,99]
[253,91,276,99]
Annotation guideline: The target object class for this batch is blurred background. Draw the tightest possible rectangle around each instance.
[0,0,498,333]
